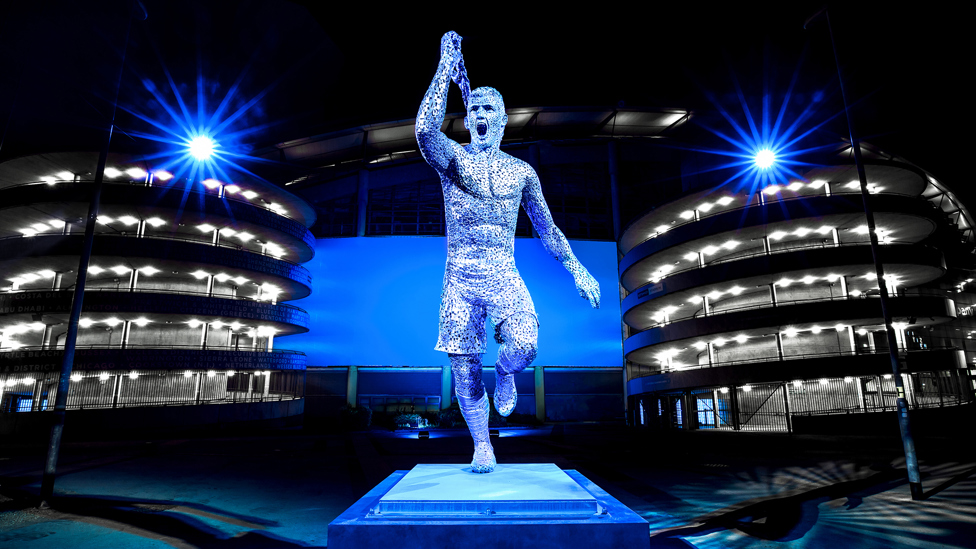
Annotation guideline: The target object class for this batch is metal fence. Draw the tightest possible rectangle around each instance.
[0,369,304,412]
[638,370,970,433]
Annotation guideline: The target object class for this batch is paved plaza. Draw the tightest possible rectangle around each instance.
[1,422,974,548]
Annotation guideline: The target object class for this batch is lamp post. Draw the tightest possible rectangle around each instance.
[39,0,147,507]
[805,7,923,500]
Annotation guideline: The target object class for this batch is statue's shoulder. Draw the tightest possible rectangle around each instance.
[497,151,533,173]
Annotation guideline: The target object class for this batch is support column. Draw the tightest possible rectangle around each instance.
[32,379,44,412]
[52,272,63,290]
[840,275,849,298]
[136,220,146,237]
[682,392,696,430]
[534,366,546,423]
[356,169,369,237]
[876,376,886,411]
[606,141,621,242]
[846,326,857,353]
[762,236,771,255]
[782,383,793,433]
[623,364,630,423]
[206,275,215,297]
[266,333,274,352]
[200,323,209,350]
[112,374,123,408]
[440,364,452,411]
[707,342,716,366]
[824,181,832,197]
[894,326,906,350]
[128,269,139,292]
[712,389,721,428]
[831,228,840,246]
[120,320,131,349]
[730,387,741,431]
[902,374,916,408]
[194,373,203,404]
[776,332,785,360]
[857,377,868,411]
[769,283,778,306]
[211,228,219,246]
[42,325,55,349]
[702,295,711,316]
[346,365,359,408]
[263,372,271,398]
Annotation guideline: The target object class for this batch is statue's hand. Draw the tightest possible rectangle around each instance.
[572,266,601,309]
[440,31,463,69]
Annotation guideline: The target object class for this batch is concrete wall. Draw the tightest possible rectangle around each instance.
[304,366,624,424]
[0,398,304,440]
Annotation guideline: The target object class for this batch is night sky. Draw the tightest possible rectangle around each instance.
[0,2,966,201]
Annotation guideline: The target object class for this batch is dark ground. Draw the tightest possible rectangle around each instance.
[1,420,974,548]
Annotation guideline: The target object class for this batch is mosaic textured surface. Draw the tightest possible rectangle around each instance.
[417,31,600,469]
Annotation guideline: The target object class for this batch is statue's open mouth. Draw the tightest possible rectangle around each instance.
[476,121,488,137]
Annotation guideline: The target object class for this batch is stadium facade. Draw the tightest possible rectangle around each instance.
[269,106,974,431]
[0,152,314,432]
[3,106,973,433]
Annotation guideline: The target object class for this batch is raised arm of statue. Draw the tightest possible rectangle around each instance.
[416,31,466,173]
[522,169,602,309]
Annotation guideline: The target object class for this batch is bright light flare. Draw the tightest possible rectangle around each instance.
[188,135,216,161]
[754,149,776,169]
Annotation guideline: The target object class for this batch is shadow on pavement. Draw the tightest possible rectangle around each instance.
[1,489,325,549]
[649,467,903,544]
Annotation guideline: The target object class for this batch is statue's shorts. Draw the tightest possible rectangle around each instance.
[435,266,538,355]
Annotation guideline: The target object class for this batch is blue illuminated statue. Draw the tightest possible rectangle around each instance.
[416,31,601,473]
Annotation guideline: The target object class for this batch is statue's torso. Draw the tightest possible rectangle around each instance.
[442,148,528,277]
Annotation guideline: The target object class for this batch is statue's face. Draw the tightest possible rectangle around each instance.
[464,92,507,150]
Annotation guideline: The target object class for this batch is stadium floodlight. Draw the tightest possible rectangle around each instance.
[188,135,216,161]
[754,148,776,169]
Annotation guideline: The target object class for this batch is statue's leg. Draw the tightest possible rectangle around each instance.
[494,312,538,417]
[450,353,495,473]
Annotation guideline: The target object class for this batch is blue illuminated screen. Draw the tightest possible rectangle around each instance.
[286,237,621,366]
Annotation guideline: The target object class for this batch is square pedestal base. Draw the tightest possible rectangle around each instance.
[328,464,649,549]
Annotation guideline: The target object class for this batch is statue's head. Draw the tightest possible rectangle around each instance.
[463,87,507,150]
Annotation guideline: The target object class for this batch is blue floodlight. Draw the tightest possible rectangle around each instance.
[188,135,216,161]
[754,148,776,169]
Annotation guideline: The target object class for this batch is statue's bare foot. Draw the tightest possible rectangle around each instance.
[494,372,516,417]
[471,440,496,473]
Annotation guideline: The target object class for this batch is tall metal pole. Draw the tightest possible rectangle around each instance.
[807,8,922,500]
[39,1,144,507]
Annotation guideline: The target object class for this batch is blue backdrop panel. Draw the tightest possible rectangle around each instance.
[285,237,621,367]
